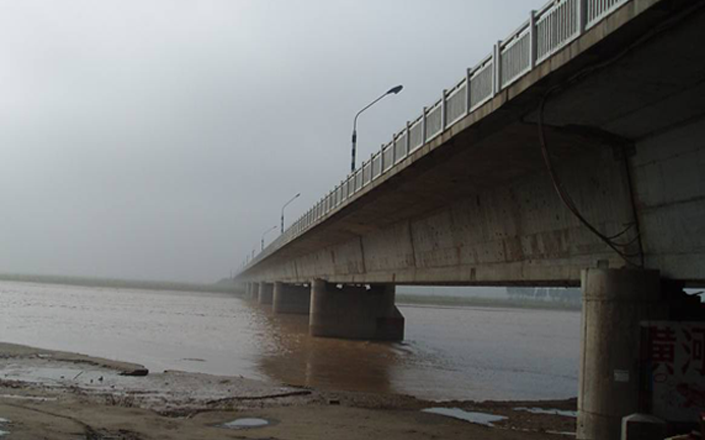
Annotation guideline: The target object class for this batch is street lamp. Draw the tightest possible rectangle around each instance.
[351,84,403,172]
[281,193,301,233]
[261,225,277,251]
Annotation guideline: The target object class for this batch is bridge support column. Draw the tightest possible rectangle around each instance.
[258,282,274,305]
[309,280,404,340]
[577,269,667,440]
[245,283,254,300]
[273,282,310,315]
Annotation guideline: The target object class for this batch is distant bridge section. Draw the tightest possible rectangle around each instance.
[238,0,705,287]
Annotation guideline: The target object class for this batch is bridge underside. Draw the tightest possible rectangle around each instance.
[241,0,705,287]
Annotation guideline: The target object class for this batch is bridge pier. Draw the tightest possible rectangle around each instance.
[258,282,274,305]
[273,282,310,315]
[577,268,668,440]
[309,280,404,340]
[245,282,256,300]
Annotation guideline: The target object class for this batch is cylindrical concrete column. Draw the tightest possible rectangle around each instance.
[309,280,404,340]
[258,282,273,305]
[577,269,668,440]
[273,282,311,315]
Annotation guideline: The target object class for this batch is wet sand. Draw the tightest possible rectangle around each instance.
[0,342,576,439]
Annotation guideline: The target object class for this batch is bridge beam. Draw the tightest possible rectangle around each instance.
[309,280,404,340]
[273,282,311,315]
[577,268,667,440]
[258,282,274,305]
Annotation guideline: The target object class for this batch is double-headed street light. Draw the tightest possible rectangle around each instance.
[351,84,403,173]
[261,225,278,251]
[281,193,301,233]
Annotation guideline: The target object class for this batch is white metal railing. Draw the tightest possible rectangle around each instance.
[500,21,533,88]
[425,99,443,141]
[382,142,394,171]
[587,0,628,28]
[470,55,494,110]
[243,0,634,272]
[536,0,580,63]
[394,128,408,164]
[409,115,424,152]
[446,78,468,127]
[372,151,382,179]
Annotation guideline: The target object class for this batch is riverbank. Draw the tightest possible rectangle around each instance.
[0,273,236,295]
[397,294,581,311]
[0,342,576,439]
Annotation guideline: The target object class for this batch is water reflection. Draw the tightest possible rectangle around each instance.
[0,281,580,402]
[251,304,399,394]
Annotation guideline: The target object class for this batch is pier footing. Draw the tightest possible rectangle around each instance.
[309,280,404,340]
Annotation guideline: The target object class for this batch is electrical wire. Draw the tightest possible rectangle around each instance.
[535,2,703,267]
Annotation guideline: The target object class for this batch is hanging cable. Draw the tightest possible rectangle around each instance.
[534,3,704,267]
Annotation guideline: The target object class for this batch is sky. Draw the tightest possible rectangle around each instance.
[0,0,538,283]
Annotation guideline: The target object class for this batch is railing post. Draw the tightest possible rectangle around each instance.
[391,133,397,163]
[529,10,538,70]
[578,0,587,34]
[465,67,472,115]
[422,107,427,143]
[441,90,447,130]
[493,41,501,95]
[405,121,411,153]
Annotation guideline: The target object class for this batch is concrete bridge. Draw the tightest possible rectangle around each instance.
[236,0,705,438]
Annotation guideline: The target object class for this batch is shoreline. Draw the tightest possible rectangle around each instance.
[0,342,577,439]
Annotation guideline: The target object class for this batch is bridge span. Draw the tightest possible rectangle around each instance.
[236,0,705,438]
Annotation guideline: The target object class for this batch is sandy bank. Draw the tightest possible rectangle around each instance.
[0,342,575,439]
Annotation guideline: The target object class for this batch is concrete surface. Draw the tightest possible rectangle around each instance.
[309,280,405,340]
[258,282,273,305]
[238,0,705,287]
[273,282,311,315]
[577,269,669,440]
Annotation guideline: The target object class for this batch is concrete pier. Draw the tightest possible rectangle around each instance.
[258,282,274,305]
[309,280,404,340]
[246,282,256,301]
[273,282,310,315]
[577,269,668,440]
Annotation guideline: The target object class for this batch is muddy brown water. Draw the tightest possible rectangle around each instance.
[0,281,580,401]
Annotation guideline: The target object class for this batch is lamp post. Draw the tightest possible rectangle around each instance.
[351,84,403,173]
[281,193,301,233]
[261,225,278,251]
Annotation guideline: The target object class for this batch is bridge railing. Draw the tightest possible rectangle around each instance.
[243,0,631,273]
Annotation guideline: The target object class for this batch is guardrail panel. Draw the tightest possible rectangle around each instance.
[372,153,382,179]
[382,143,394,171]
[500,26,532,88]
[425,102,443,141]
[536,0,579,63]
[409,118,424,152]
[470,58,493,110]
[394,132,408,163]
[446,82,468,127]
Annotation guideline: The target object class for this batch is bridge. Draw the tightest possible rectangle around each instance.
[236,0,705,438]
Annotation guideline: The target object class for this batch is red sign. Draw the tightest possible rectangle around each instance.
[642,322,705,422]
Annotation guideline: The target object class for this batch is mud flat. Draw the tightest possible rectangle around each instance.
[0,342,576,439]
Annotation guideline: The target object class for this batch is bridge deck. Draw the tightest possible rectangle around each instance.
[240,0,705,286]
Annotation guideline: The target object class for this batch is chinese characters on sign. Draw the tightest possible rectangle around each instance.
[642,321,705,422]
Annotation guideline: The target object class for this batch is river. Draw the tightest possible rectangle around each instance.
[0,280,580,402]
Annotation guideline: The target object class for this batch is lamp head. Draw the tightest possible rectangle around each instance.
[387,85,403,95]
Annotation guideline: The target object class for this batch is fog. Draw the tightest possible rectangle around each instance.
[0,0,535,283]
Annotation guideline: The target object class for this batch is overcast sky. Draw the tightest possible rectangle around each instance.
[0,0,538,283]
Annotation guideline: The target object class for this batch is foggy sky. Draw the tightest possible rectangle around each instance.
[0,0,536,283]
